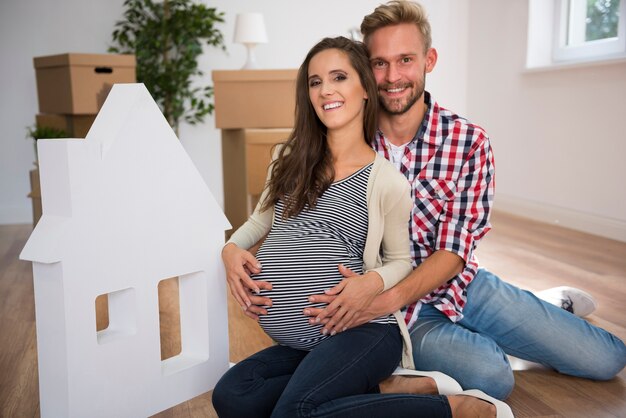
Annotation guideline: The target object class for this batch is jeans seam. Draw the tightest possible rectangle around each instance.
[238,349,306,395]
[297,324,396,416]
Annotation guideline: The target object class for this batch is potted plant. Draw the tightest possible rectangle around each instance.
[108,0,226,134]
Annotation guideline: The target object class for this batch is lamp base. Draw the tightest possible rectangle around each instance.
[242,44,259,70]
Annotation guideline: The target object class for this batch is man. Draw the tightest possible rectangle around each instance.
[241,0,626,401]
[304,0,625,400]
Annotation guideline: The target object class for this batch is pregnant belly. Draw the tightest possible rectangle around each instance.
[254,245,363,351]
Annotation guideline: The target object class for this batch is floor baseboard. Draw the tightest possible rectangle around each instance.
[495,194,626,243]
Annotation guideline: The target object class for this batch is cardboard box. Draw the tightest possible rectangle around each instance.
[36,113,97,138]
[28,168,42,226]
[245,129,290,196]
[212,70,297,129]
[34,53,136,114]
[245,129,290,214]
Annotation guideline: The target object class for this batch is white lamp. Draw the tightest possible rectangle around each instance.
[233,13,268,70]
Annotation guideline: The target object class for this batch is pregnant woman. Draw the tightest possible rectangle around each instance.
[213,36,511,418]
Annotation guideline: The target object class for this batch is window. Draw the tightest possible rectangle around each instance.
[159,271,209,376]
[554,0,626,62]
[527,0,626,68]
[157,276,182,361]
[95,287,137,345]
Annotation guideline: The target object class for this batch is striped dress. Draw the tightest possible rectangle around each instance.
[254,163,396,351]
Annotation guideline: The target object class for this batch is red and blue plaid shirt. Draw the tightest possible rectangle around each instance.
[372,92,495,326]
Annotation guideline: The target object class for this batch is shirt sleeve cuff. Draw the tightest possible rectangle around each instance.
[435,222,474,264]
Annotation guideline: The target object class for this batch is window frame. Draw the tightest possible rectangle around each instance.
[553,0,626,62]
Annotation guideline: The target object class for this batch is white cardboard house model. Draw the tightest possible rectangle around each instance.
[20,83,231,417]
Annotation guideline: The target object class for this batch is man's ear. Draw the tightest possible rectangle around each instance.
[425,47,438,73]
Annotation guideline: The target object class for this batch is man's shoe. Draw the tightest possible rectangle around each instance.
[535,286,597,317]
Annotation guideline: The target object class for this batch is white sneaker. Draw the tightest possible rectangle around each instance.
[535,286,597,317]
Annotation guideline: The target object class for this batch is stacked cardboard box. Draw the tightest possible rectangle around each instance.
[30,53,136,224]
[33,53,136,136]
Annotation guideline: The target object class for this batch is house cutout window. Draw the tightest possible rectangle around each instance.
[95,294,109,331]
[158,277,182,360]
[160,271,210,376]
[95,287,137,344]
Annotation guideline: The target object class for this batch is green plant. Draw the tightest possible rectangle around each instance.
[26,125,69,141]
[108,0,226,133]
[586,0,620,41]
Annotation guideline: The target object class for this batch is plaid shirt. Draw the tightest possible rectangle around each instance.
[372,92,495,326]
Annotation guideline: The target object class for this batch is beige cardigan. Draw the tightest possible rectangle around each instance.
[228,152,416,369]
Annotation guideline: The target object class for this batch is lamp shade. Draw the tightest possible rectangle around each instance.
[233,13,268,44]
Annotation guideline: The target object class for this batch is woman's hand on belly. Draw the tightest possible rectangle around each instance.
[222,243,273,310]
[242,294,273,321]
[308,265,384,335]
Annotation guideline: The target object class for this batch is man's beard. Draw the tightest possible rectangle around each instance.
[378,74,425,115]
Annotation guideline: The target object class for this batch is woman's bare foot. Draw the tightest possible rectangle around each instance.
[379,375,438,395]
[448,395,497,418]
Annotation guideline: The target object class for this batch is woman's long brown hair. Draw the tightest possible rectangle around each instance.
[260,36,379,218]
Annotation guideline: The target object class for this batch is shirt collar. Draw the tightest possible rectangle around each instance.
[376,91,441,147]
[417,91,440,145]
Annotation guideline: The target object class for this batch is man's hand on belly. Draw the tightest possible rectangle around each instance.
[303,265,388,335]
[304,292,392,333]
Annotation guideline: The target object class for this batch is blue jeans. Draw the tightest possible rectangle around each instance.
[212,323,452,418]
[410,268,626,400]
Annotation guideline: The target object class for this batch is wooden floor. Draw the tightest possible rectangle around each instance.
[0,210,624,417]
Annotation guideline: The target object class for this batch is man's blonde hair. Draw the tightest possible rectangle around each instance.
[360,1,432,52]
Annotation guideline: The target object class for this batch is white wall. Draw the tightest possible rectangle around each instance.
[466,0,626,241]
[0,0,127,224]
[0,0,468,225]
